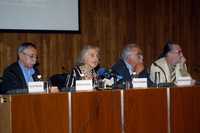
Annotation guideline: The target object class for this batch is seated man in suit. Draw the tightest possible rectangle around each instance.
[150,41,192,84]
[112,43,151,87]
[1,42,58,94]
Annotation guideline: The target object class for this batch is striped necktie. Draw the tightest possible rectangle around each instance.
[170,65,176,82]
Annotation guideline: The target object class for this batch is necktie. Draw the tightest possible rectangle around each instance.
[170,66,176,82]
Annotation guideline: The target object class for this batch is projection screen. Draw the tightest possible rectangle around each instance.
[0,0,79,31]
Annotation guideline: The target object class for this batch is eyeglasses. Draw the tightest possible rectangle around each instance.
[134,52,143,58]
[22,52,38,59]
[171,50,182,55]
[130,53,143,60]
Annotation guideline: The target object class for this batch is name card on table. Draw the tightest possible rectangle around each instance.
[175,76,192,86]
[132,78,147,89]
[76,80,93,91]
[28,81,45,93]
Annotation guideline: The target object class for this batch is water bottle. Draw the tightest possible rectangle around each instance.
[155,72,160,87]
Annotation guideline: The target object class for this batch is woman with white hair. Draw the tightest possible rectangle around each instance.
[66,45,100,88]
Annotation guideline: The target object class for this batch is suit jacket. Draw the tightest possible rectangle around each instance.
[111,59,151,87]
[150,57,191,83]
[1,62,40,94]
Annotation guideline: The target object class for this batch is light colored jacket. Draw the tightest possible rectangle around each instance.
[150,57,190,83]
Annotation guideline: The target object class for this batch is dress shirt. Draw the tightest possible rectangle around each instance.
[18,61,35,83]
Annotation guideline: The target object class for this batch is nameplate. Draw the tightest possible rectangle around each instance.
[76,80,93,91]
[175,76,192,86]
[28,81,45,93]
[103,77,114,87]
[132,78,147,88]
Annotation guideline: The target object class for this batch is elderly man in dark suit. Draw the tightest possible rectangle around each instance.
[1,42,59,94]
[112,43,151,87]
[1,42,40,93]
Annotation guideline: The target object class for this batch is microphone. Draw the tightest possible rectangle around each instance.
[32,67,41,81]
[97,68,111,79]
[37,74,42,81]
[64,73,71,87]
[97,68,123,81]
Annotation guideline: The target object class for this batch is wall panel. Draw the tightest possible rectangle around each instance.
[0,0,199,79]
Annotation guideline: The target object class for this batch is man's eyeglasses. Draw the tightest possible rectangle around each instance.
[22,52,38,59]
[171,50,182,55]
[135,52,143,58]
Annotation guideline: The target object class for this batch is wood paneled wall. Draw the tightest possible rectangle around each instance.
[0,0,200,79]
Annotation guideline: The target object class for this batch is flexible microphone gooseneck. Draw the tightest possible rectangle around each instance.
[153,62,168,83]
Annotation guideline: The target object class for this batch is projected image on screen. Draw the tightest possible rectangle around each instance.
[0,0,79,31]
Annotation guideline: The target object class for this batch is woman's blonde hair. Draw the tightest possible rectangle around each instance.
[76,45,100,66]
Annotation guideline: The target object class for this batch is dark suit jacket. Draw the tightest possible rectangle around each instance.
[1,62,40,94]
[111,59,152,87]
